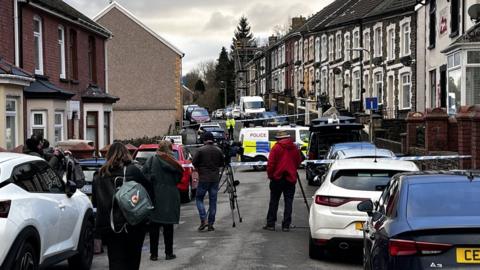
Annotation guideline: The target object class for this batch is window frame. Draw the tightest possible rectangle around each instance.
[400,73,412,109]
[353,28,360,59]
[363,29,371,61]
[387,26,396,61]
[344,32,351,61]
[69,30,78,80]
[429,0,437,49]
[335,73,343,98]
[54,112,64,143]
[31,111,47,138]
[58,25,66,79]
[328,35,334,61]
[5,98,18,150]
[315,37,321,62]
[336,32,342,59]
[33,16,44,75]
[353,70,361,101]
[375,71,384,104]
[401,20,411,57]
[450,0,460,37]
[321,35,328,61]
[373,24,383,57]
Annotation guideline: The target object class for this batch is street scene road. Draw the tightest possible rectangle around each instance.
[50,168,361,270]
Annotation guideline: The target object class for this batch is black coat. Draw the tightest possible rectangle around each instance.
[92,162,153,236]
[192,144,224,182]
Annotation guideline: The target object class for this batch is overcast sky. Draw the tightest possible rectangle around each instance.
[65,0,334,74]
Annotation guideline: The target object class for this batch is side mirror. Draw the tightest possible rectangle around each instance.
[357,200,374,215]
[66,180,77,198]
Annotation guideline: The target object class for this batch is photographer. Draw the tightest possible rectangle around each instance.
[192,132,224,231]
[24,134,65,177]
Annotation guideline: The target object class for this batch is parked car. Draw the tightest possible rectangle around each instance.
[189,107,211,125]
[358,171,480,270]
[332,148,395,160]
[78,158,106,198]
[0,153,94,269]
[184,104,199,120]
[231,107,241,119]
[308,158,418,260]
[133,144,198,203]
[197,123,225,143]
[213,109,225,119]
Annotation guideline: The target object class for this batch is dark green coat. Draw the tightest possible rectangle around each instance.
[142,154,182,224]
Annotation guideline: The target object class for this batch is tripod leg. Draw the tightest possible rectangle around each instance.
[296,172,310,212]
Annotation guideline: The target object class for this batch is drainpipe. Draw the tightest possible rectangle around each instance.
[14,0,20,66]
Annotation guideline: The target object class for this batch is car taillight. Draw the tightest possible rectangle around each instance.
[314,195,367,207]
[0,200,11,218]
[389,239,452,256]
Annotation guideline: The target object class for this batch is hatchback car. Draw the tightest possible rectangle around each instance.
[133,144,198,202]
[0,153,94,269]
[190,108,211,125]
[358,171,480,270]
[309,159,418,259]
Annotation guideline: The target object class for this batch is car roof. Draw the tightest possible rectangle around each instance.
[397,171,480,184]
[332,142,375,149]
[337,148,395,158]
[330,158,418,172]
[0,153,44,183]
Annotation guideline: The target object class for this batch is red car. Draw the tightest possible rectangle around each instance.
[133,144,198,203]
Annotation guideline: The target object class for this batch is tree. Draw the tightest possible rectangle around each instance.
[231,16,254,51]
[194,79,206,93]
[215,47,235,106]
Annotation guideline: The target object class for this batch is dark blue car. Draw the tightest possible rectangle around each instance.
[358,171,480,270]
[78,158,106,197]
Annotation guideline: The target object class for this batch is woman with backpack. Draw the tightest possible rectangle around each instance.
[142,140,183,261]
[92,142,153,270]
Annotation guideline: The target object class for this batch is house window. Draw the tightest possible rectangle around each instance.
[401,73,411,109]
[88,36,97,83]
[304,39,309,63]
[315,69,320,92]
[86,112,98,150]
[429,0,437,49]
[69,30,78,80]
[309,37,314,61]
[388,28,395,60]
[321,70,327,94]
[335,74,343,97]
[344,33,351,61]
[294,41,298,62]
[5,99,17,150]
[104,112,111,146]
[401,22,411,56]
[31,111,46,137]
[430,70,437,108]
[363,30,370,60]
[447,52,461,114]
[33,16,43,75]
[375,72,383,104]
[321,35,327,61]
[54,112,63,143]
[336,33,342,59]
[450,0,460,37]
[328,35,334,61]
[58,26,66,79]
[315,37,320,62]
[353,71,361,100]
[353,29,360,58]
[374,26,382,57]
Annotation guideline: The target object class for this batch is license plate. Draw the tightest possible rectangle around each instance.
[456,248,480,264]
[355,222,364,231]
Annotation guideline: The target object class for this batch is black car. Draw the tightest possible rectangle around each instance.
[358,171,480,270]
[78,158,106,198]
[197,125,225,143]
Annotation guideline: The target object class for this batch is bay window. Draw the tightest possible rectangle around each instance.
[6,99,18,150]
[31,111,46,137]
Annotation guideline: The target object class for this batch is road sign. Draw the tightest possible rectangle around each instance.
[365,97,378,111]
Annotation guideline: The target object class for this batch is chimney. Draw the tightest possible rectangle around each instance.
[268,35,278,46]
[291,16,306,31]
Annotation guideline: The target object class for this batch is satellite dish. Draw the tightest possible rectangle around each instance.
[468,4,480,23]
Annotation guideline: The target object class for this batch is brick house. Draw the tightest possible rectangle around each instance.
[94,2,184,140]
[0,0,117,150]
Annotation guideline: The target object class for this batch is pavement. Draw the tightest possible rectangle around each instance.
[49,168,361,270]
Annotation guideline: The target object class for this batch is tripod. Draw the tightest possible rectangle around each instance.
[218,163,243,227]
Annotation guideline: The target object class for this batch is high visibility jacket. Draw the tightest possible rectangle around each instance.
[226,119,236,129]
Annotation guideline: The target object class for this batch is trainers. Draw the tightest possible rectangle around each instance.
[198,221,208,231]
[207,224,215,231]
[165,254,176,260]
[150,255,158,261]
[262,225,275,231]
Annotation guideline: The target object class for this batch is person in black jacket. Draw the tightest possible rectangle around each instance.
[92,142,153,270]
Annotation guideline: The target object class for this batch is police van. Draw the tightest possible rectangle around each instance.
[238,126,309,170]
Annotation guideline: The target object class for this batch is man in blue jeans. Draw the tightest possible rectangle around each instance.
[193,132,225,231]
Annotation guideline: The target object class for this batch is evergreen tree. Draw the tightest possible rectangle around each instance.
[231,16,254,51]
[215,47,235,106]
[194,79,206,93]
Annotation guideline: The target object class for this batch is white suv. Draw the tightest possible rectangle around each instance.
[308,158,418,259]
[0,153,94,269]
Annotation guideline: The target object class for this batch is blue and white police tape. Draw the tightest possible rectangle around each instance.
[180,155,472,168]
[182,112,309,128]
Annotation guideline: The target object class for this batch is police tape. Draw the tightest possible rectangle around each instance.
[182,112,309,128]
[180,155,472,168]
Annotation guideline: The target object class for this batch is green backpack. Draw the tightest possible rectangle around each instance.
[110,166,153,233]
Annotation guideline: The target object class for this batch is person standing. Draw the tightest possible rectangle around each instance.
[142,140,183,261]
[264,131,302,232]
[193,132,224,231]
[225,115,235,140]
[92,142,153,270]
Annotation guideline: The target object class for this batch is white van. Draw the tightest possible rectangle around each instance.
[238,126,309,170]
[239,96,265,118]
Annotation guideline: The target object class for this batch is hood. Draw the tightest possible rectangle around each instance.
[276,138,297,150]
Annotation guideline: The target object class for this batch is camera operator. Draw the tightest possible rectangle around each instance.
[192,132,224,232]
[24,134,66,177]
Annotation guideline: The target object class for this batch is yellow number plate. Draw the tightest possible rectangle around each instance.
[456,248,480,264]
[355,222,364,231]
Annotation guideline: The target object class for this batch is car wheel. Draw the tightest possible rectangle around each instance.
[181,180,193,203]
[68,216,94,270]
[309,235,326,260]
[11,241,38,270]
[252,156,267,171]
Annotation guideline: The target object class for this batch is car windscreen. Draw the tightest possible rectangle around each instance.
[407,181,480,218]
[299,130,310,143]
[331,169,403,191]
[244,101,264,109]
[310,132,361,158]
[192,109,209,117]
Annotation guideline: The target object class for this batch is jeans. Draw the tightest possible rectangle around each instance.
[104,226,146,270]
[196,181,220,224]
[266,179,296,228]
[228,127,234,140]
[149,223,174,256]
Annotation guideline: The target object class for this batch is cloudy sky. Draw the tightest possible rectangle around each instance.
[65,0,334,74]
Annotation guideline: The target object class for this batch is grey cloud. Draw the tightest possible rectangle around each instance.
[204,11,236,32]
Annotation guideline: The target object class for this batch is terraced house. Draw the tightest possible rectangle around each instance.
[0,0,117,151]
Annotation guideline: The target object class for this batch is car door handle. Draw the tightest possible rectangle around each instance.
[58,204,66,210]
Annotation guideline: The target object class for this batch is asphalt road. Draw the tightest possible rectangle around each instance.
[49,168,361,270]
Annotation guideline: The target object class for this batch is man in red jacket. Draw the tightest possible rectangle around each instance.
[263,130,302,232]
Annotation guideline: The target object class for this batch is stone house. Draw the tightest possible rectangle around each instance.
[94,2,184,140]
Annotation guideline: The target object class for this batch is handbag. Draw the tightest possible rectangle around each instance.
[110,166,153,233]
